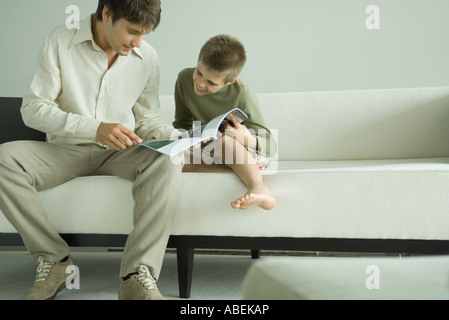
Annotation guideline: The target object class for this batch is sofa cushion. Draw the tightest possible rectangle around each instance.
[171,158,449,240]
[160,87,449,161]
[1,158,448,241]
[254,87,449,161]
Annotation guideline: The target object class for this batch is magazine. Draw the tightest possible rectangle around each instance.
[137,108,248,157]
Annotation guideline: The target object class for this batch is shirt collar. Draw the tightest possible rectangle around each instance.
[69,15,94,49]
[69,15,144,60]
[132,47,144,59]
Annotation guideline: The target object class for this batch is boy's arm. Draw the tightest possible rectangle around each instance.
[173,75,194,131]
[133,53,179,141]
[244,118,276,158]
[235,87,277,158]
[224,114,258,150]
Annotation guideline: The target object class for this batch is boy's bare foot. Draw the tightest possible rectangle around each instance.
[231,187,276,210]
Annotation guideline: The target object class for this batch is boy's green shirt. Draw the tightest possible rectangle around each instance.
[173,68,276,157]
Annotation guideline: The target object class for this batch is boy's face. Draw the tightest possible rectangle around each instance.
[193,61,237,96]
[103,8,151,56]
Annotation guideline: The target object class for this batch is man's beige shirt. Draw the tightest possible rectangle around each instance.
[21,15,175,146]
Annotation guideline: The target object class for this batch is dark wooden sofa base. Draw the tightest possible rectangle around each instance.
[1,233,449,298]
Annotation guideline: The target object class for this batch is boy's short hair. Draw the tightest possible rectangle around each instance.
[95,0,162,30]
[198,34,247,83]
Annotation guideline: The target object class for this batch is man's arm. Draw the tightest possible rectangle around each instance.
[96,122,142,151]
[21,35,102,141]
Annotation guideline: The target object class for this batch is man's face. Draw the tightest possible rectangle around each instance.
[193,61,236,96]
[104,17,151,56]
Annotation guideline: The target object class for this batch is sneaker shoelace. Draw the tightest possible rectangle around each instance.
[35,256,55,282]
[136,265,158,290]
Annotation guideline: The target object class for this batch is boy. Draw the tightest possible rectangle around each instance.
[174,34,276,210]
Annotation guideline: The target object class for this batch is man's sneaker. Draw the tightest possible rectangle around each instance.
[118,265,166,300]
[24,255,73,300]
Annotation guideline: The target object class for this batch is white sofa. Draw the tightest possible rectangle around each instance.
[2,86,449,298]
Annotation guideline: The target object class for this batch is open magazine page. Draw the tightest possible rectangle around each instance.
[137,108,248,157]
[202,108,248,138]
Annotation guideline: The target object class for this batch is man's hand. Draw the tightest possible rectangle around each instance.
[224,114,258,149]
[96,122,143,151]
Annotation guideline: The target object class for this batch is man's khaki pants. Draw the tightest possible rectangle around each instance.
[0,141,182,279]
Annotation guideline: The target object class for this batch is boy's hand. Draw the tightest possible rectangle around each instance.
[96,122,143,151]
[224,114,258,149]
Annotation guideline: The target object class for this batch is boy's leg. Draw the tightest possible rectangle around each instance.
[0,141,93,262]
[93,146,183,280]
[218,135,276,210]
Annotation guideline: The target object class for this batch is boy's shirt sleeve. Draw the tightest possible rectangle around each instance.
[173,72,194,131]
[237,87,277,158]
[133,52,179,140]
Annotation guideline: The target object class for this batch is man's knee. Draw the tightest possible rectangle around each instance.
[165,154,183,181]
[142,152,183,176]
[0,141,28,165]
[166,152,184,168]
[0,142,32,186]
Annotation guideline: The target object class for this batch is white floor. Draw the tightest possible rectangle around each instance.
[0,249,257,300]
[1,248,413,301]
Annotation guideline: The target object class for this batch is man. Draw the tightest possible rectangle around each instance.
[0,0,182,300]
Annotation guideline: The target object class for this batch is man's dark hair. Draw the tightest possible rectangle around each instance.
[95,0,162,30]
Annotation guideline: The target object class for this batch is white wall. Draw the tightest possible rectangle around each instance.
[1,0,448,97]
